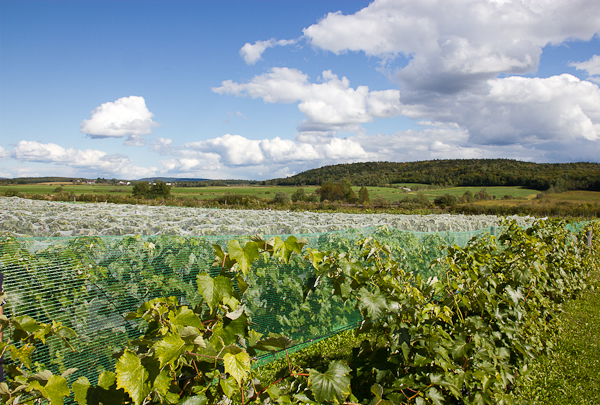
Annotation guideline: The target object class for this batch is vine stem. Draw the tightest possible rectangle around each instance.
[285,348,292,375]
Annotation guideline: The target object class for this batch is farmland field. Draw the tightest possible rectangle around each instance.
[403,185,540,200]
[538,190,600,202]
[0,182,545,203]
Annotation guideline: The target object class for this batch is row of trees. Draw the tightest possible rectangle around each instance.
[315,181,370,204]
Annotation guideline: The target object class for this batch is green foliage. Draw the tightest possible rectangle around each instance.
[433,193,457,207]
[358,186,370,204]
[132,180,171,199]
[132,181,150,198]
[3,188,23,198]
[460,190,474,203]
[0,220,598,404]
[150,180,171,198]
[0,316,77,405]
[308,361,352,404]
[521,244,600,404]
[273,192,291,205]
[291,188,306,202]
[317,180,357,203]
[271,159,600,191]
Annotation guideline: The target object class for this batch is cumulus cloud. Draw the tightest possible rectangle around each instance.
[239,38,296,64]
[123,134,147,147]
[154,127,598,180]
[210,0,600,171]
[397,74,600,145]
[0,146,9,159]
[11,140,156,178]
[303,0,600,95]
[570,54,600,80]
[151,137,174,155]
[156,133,370,179]
[183,134,367,166]
[80,96,160,140]
[213,67,402,134]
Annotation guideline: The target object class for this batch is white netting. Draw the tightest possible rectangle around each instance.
[0,196,535,237]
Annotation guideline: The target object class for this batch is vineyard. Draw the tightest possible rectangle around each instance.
[0,197,598,404]
[0,197,534,237]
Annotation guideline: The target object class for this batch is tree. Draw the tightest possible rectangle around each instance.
[317,181,355,203]
[342,180,357,203]
[273,192,291,204]
[291,188,306,202]
[150,180,171,198]
[461,190,474,203]
[132,182,150,198]
[372,195,389,207]
[434,193,457,207]
[358,186,370,204]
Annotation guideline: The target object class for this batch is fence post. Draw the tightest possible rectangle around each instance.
[588,230,593,250]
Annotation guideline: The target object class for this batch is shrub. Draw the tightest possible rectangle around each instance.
[434,193,457,207]
[273,191,291,204]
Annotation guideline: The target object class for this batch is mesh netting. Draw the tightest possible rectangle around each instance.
[0,225,497,389]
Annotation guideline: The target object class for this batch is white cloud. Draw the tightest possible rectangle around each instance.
[186,134,266,166]
[213,67,402,134]
[239,38,296,64]
[151,137,174,155]
[123,134,147,147]
[409,74,600,145]
[570,54,600,77]
[303,0,600,94]
[157,133,369,178]
[80,96,160,140]
[0,146,9,159]
[11,140,156,178]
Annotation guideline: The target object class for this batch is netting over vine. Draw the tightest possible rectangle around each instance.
[0,225,509,389]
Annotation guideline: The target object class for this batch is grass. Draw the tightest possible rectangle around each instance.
[406,185,540,201]
[540,190,600,202]
[520,270,600,404]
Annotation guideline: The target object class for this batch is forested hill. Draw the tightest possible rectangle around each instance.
[266,159,600,191]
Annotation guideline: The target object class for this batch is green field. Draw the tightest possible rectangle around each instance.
[0,183,133,195]
[540,190,600,202]
[0,183,409,202]
[403,185,540,201]
[7,183,600,206]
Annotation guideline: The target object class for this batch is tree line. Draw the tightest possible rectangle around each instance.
[266,159,600,191]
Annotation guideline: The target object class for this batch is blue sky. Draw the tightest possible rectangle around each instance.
[1,0,600,180]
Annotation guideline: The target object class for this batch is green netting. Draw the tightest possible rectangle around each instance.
[0,225,500,392]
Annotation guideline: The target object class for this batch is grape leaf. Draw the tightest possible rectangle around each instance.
[73,375,125,405]
[153,332,192,370]
[223,351,251,386]
[357,288,388,319]
[116,350,150,405]
[227,240,259,276]
[308,361,352,404]
[178,395,209,405]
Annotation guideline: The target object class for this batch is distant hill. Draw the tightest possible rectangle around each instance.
[265,159,600,191]
[138,177,211,182]
[137,178,263,186]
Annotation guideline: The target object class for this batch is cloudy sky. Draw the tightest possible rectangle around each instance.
[1,0,600,180]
